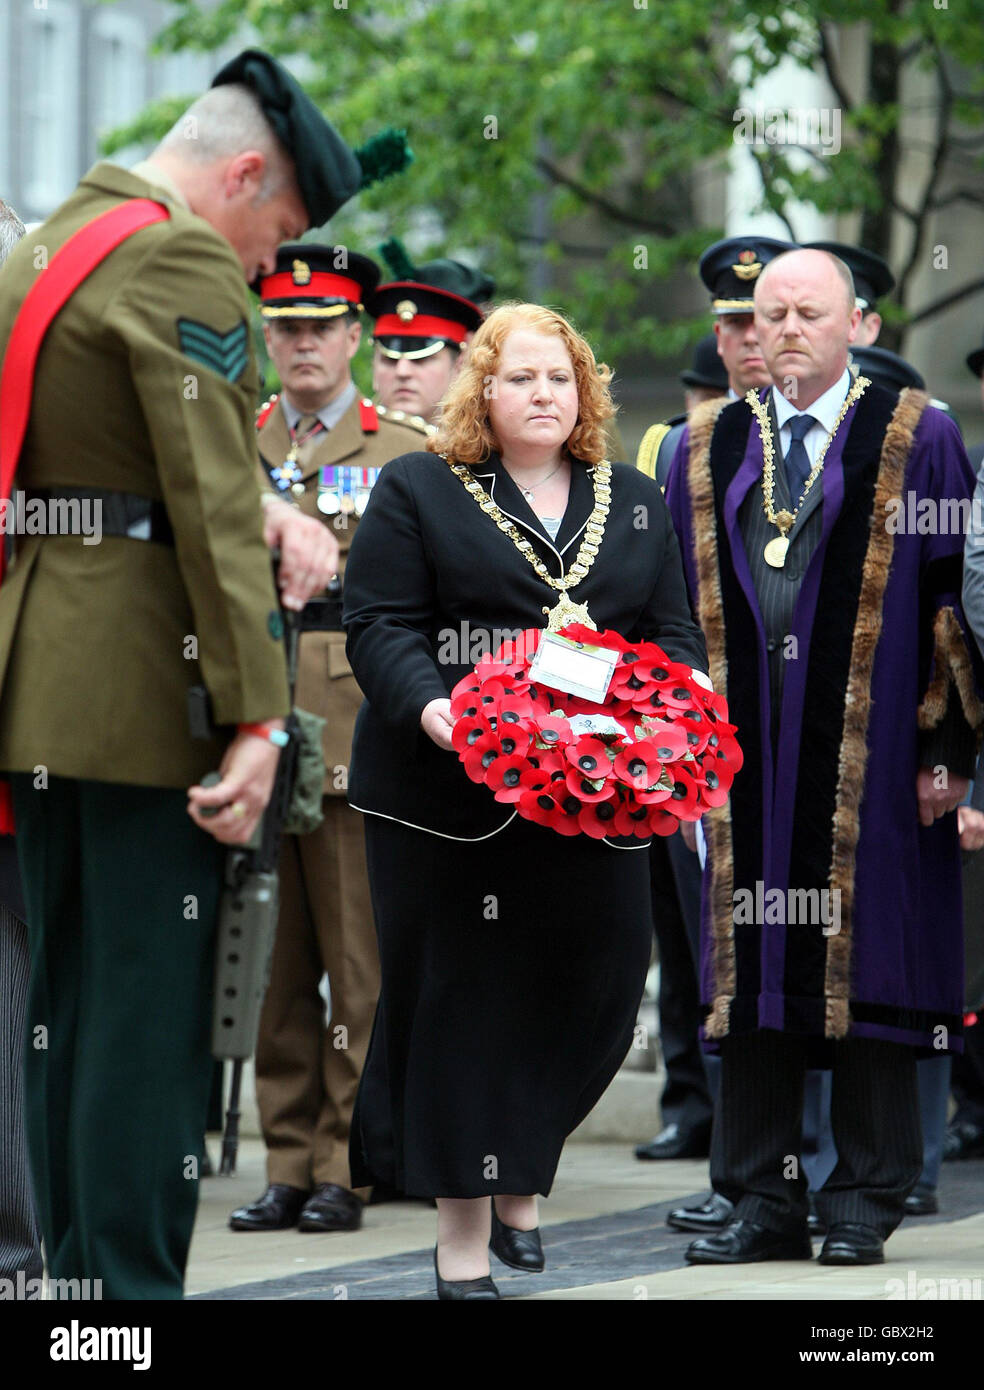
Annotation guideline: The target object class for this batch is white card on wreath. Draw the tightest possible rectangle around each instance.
[528,631,618,702]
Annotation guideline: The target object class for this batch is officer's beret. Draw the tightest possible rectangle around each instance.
[211,49,412,226]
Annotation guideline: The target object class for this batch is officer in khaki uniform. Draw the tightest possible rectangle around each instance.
[230,246,429,1233]
[0,51,372,1298]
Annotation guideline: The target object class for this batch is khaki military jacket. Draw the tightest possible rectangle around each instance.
[0,162,289,789]
[257,393,429,794]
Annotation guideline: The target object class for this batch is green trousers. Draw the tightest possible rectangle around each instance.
[12,773,224,1300]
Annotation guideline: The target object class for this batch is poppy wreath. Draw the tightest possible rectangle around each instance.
[450,623,743,840]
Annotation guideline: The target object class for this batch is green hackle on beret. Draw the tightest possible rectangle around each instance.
[378,236,418,280]
[356,130,413,190]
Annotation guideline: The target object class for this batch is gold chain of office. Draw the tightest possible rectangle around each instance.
[745,376,869,568]
[445,456,612,630]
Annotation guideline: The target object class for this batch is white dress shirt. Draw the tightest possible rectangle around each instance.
[771,368,853,470]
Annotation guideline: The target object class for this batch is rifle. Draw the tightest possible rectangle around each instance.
[189,576,343,1175]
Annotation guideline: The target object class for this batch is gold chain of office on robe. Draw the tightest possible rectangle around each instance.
[445,457,612,629]
[747,376,869,550]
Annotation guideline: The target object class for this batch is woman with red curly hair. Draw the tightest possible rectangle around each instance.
[343,303,708,1298]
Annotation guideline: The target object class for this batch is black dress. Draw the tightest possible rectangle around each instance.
[343,451,707,1197]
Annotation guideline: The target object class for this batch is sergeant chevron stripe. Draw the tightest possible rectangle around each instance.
[177,317,249,382]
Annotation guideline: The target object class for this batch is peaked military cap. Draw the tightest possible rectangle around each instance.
[801,241,894,311]
[370,282,484,360]
[680,333,730,392]
[211,50,413,227]
[699,235,795,314]
[849,345,925,393]
[256,244,380,317]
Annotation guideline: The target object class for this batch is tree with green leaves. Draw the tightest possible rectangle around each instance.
[106,0,984,359]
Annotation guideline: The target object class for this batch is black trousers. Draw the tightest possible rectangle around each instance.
[710,1030,922,1236]
[951,1018,984,1126]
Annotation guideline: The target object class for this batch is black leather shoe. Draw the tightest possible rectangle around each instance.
[942,1119,984,1161]
[685,1219,813,1264]
[667,1191,734,1232]
[490,1209,545,1271]
[903,1183,939,1216]
[635,1122,712,1161]
[229,1183,311,1231]
[297,1183,363,1232]
[434,1249,500,1300]
[818,1223,884,1265]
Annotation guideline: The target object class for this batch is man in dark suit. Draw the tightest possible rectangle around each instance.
[665,248,980,1266]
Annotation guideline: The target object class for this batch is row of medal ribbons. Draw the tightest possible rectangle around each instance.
[315,465,384,516]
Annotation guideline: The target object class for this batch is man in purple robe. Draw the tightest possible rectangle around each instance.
[664,248,983,1266]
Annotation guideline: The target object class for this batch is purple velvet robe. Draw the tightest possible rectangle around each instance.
[665,384,983,1053]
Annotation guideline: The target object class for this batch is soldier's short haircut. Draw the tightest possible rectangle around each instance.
[154,83,294,202]
[0,199,26,267]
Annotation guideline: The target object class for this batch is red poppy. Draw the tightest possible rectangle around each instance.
[462,734,502,783]
[648,806,683,836]
[533,714,573,749]
[578,798,620,838]
[518,787,582,835]
[564,736,615,781]
[451,713,494,754]
[677,709,714,756]
[667,765,701,819]
[638,721,690,763]
[613,743,664,790]
[486,754,531,803]
[614,798,656,838]
[564,767,612,803]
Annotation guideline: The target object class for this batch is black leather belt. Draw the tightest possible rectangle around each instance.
[21,487,174,545]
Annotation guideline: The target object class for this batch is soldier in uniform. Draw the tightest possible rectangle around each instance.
[229,246,430,1234]
[0,50,374,1298]
[370,246,490,426]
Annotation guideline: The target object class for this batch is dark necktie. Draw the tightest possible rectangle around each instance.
[783,413,815,500]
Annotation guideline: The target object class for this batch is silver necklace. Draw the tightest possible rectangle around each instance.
[508,460,565,502]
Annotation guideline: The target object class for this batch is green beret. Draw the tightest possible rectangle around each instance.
[379,236,495,303]
[212,49,413,226]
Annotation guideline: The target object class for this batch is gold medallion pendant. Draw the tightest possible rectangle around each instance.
[763,535,789,568]
[543,590,594,632]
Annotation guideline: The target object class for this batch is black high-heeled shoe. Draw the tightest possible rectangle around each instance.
[490,1208,545,1271]
[434,1248,500,1300]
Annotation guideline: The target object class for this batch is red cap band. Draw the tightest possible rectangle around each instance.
[260,271,363,305]
[374,313,469,344]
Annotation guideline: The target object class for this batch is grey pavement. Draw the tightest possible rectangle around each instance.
[186,1139,984,1301]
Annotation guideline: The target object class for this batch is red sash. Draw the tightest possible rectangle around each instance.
[0,197,171,832]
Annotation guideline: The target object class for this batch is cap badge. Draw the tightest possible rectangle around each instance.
[292,259,312,286]
[396,299,418,322]
[733,250,762,281]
